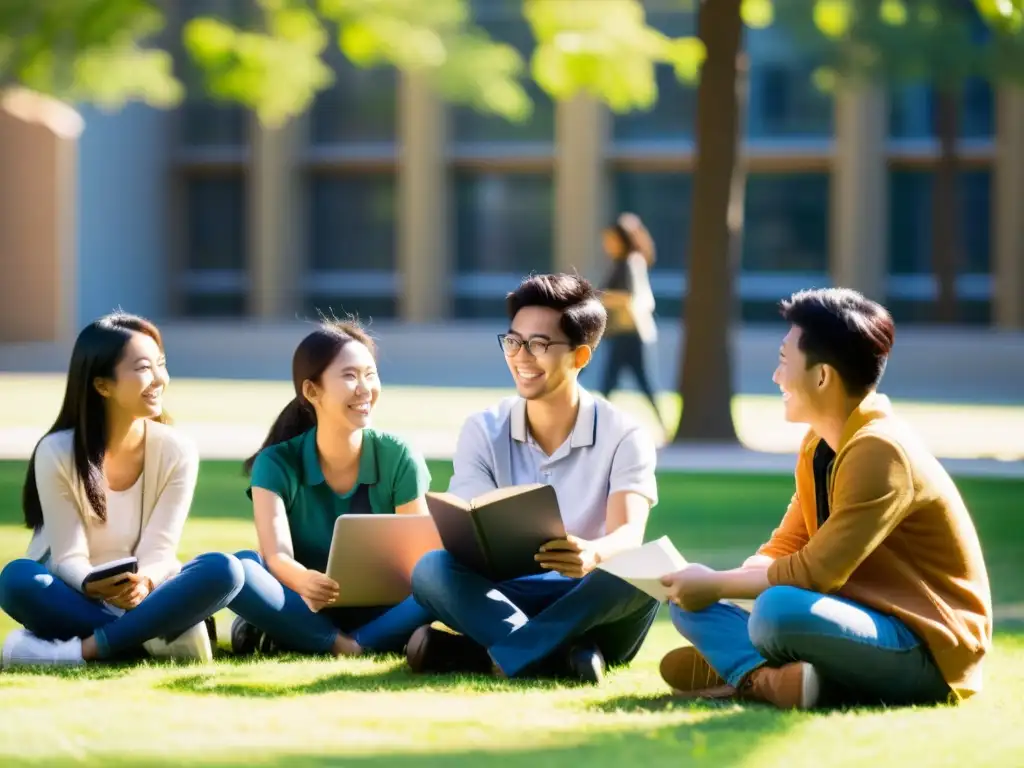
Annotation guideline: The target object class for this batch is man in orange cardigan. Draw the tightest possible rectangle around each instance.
[660,288,992,709]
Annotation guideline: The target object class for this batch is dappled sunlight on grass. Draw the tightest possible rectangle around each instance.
[1,457,1022,765]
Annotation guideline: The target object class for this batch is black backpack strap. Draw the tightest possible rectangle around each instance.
[349,482,373,516]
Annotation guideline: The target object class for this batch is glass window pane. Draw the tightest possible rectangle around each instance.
[450,7,554,143]
[611,10,697,142]
[746,27,833,138]
[888,169,992,275]
[453,172,553,317]
[454,172,553,274]
[185,175,247,271]
[612,172,692,272]
[182,294,247,317]
[889,79,995,140]
[310,50,397,145]
[308,175,397,271]
[743,173,829,272]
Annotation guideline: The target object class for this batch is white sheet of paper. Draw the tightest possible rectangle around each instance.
[597,535,688,601]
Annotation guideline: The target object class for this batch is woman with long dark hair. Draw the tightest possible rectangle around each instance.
[599,212,665,429]
[0,312,243,669]
[227,320,435,657]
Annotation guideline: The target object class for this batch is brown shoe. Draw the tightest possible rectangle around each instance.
[405,624,493,675]
[742,662,821,710]
[659,646,736,700]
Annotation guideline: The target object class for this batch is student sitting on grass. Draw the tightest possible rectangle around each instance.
[659,288,992,709]
[227,321,435,658]
[0,313,244,669]
[406,273,660,684]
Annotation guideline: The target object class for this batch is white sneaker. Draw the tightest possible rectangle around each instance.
[2,629,85,669]
[143,622,213,663]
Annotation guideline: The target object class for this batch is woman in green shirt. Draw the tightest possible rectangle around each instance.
[227,321,434,656]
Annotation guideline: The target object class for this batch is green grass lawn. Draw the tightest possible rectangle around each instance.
[1,460,1023,767]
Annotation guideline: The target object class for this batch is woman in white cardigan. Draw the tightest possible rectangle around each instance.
[0,312,243,668]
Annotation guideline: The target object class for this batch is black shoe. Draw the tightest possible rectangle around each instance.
[566,644,606,685]
[230,616,278,657]
[405,625,493,674]
[205,616,218,648]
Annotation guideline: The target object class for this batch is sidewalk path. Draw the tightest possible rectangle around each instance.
[3,321,1024,404]
[0,375,1021,478]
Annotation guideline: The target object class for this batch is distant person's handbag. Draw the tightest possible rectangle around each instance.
[603,292,638,333]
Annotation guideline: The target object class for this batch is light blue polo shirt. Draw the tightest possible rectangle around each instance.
[449,387,658,539]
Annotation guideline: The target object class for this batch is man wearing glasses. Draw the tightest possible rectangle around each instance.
[406,273,660,684]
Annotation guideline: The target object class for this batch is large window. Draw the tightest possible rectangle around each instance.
[746,26,833,139]
[743,173,829,273]
[886,168,992,323]
[303,48,399,320]
[450,1,555,318]
[172,0,251,318]
[452,172,554,318]
[889,80,995,142]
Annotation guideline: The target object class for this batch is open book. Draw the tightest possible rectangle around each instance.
[597,536,687,601]
[426,484,566,581]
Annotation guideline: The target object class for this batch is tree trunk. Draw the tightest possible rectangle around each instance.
[673,0,745,444]
[932,88,960,324]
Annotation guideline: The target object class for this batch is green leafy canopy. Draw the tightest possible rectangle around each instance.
[0,0,1022,124]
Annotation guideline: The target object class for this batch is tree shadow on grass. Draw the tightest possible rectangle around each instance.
[7,704,793,768]
[158,660,569,697]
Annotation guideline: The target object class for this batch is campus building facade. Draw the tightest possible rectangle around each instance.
[2,0,1023,342]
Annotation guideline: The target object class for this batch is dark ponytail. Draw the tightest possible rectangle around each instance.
[243,397,316,474]
[243,319,376,475]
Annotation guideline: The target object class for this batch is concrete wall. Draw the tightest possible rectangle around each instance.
[0,90,81,343]
[76,104,173,326]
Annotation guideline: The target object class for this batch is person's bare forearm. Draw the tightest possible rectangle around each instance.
[714,564,772,600]
[266,553,310,594]
[592,522,646,563]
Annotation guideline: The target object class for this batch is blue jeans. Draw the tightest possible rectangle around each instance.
[411,549,660,678]
[0,553,244,659]
[227,551,431,654]
[671,585,952,706]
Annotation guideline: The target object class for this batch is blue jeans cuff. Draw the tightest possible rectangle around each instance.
[487,634,533,678]
[93,627,112,659]
[727,657,766,688]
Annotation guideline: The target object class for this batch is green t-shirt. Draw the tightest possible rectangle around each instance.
[249,427,432,572]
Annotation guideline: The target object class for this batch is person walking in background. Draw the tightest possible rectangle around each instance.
[227,321,436,658]
[0,313,244,669]
[599,213,665,433]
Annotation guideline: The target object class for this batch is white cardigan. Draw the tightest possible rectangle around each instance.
[25,420,199,592]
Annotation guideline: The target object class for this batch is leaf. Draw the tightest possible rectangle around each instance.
[813,0,853,38]
[665,36,706,83]
[811,65,838,93]
[879,0,908,26]
[741,0,774,29]
[524,0,701,110]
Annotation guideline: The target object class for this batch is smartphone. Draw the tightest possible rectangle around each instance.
[82,556,139,586]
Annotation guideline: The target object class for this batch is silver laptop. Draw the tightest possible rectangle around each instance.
[324,514,444,607]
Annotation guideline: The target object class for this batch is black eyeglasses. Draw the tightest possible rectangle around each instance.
[497,334,573,358]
